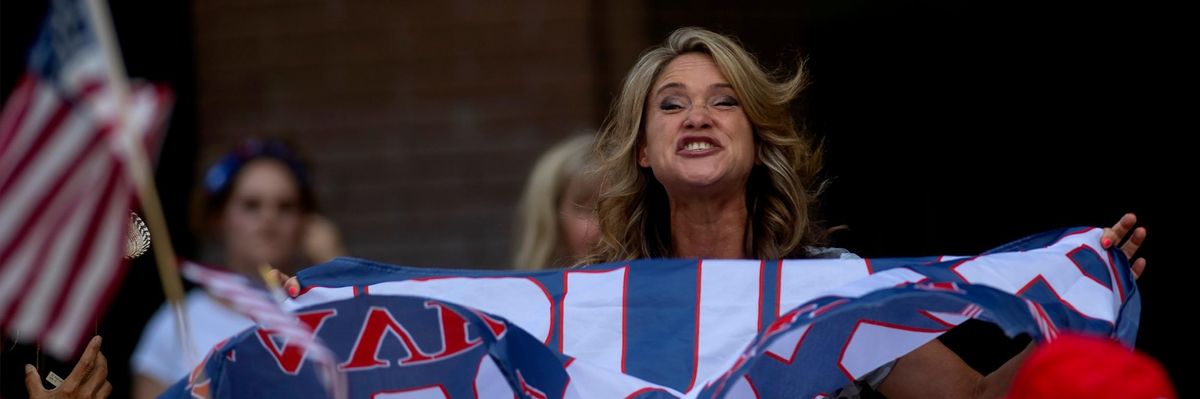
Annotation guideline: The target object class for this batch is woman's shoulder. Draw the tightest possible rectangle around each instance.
[805,246,861,260]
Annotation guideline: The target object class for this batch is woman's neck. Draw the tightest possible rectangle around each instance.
[226,254,264,278]
[668,192,748,259]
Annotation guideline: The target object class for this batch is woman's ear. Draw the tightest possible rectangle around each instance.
[638,141,651,168]
[208,212,225,238]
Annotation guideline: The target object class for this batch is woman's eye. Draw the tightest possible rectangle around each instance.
[241,199,261,212]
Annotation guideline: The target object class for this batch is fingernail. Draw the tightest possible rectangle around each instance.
[288,286,298,297]
[1101,238,1112,248]
[95,335,102,346]
[25,364,34,374]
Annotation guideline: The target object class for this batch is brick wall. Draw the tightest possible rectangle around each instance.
[191,0,646,268]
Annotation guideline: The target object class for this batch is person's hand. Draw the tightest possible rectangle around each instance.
[268,268,302,298]
[302,214,346,264]
[1100,213,1147,279]
[25,336,111,399]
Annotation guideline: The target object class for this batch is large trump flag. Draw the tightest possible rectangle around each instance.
[164,227,1138,398]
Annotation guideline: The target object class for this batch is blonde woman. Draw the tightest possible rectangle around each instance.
[512,134,600,269]
[273,26,1148,398]
[586,27,1148,398]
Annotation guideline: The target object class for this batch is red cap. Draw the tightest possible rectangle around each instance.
[1007,334,1175,399]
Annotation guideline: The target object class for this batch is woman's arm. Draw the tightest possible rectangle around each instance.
[881,214,1145,398]
[880,339,1034,399]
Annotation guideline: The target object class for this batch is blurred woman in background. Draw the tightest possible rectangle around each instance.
[512,133,600,269]
[131,138,345,398]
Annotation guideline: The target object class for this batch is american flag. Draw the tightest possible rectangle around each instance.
[0,0,171,359]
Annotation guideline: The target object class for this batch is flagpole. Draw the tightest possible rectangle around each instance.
[82,0,195,364]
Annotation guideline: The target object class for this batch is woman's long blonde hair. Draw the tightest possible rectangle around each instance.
[513,134,598,269]
[586,27,827,264]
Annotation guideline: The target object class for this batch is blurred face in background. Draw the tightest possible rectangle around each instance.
[220,159,304,273]
[559,174,600,260]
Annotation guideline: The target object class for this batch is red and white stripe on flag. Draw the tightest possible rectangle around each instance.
[181,260,345,397]
[0,6,172,357]
[179,261,329,354]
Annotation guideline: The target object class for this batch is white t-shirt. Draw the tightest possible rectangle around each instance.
[131,289,255,385]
